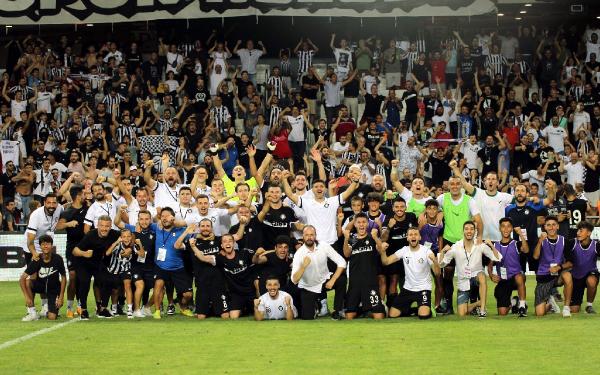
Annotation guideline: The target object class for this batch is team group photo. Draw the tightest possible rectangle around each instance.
[1,0,600,373]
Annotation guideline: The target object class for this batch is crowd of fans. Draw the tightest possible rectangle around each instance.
[6,20,600,321]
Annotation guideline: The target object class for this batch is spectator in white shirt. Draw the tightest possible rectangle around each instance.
[291,225,346,320]
[234,40,267,84]
[254,276,297,321]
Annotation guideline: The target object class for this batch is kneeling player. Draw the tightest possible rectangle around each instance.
[533,216,573,317]
[20,235,66,321]
[254,276,297,320]
[378,227,441,319]
[342,214,386,320]
[564,221,599,314]
[489,218,529,317]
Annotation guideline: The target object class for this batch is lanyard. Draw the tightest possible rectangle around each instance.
[165,185,178,202]
[160,229,172,248]
[547,238,558,260]
[180,206,192,220]
[99,202,111,216]
[464,246,472,266]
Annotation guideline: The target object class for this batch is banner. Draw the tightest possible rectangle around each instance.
[0,140,19,168]
[139,135,179,165]
[0,233,67,281]
[0,0,496,25]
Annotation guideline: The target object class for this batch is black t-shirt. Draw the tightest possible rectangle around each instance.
[60,204,89,252]
[402,89,418,114]
[566,198,588,238]
[363,94,385,119]
[75,229,120,266]
[191,86,210,114]
[259,205,298,249]
[187,236,224,285]
[235,79,253,100]
[301,75,319,99]
[584,165,600,192]
[541,199,569,237]
[261,252,292,287]
[506,203,540,247]
[129,227,156,270]
[344,78,360,98]
[459,57,475,82]
[382,214,418,255]
[339,183,373,217]
[348,234,379,286]
[545,161,561,185]
[25,254,66,293]
[215,249,254,295]
[479,116,499,140]
[0,172,16,198]
[429,154,452,183]
[230,218,264,253]
[477,145,500,176]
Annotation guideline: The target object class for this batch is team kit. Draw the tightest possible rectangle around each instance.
[18,149,600,321]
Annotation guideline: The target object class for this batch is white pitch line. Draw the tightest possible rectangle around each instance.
[0,318,78,351]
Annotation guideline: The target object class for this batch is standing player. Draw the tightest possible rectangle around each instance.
[439,221,502,317]
[342,214,386,320]
[488,218,530,317]
[291,226,347,320]
[378,227,441,319]
[73,215,120,320]
[150,207,194,319]
[437,172,482,315]
[419,199,444,310]
[564,221,599,314]
[532,216,573,317]
[58,186,89,318]
[20,236,66,321]
[380,198,418,304]
[254,276,297,320]
[564,184,591,240]
[258,184,302,249]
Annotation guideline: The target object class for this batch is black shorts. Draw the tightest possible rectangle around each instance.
[391,288,431,315]
[101,272,124,290]
[119,271,132,281]
[494,277,519,308]
[195,279,230,316]
[132,268,156,286]
[31,282,59,314]
[572,271,600,306]
[154,267,193,294]
[345,283,385,314]
[229,292,255,312]
[66,248,75,271]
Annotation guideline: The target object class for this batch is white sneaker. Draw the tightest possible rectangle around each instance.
[548,296,560,314]
[22,312,40,322]
[562,306,572,318]
[111,306,118,316]
[318,300,329,317]
[133,310,145,318]
[39,305,48,317]
[143,306,152,316]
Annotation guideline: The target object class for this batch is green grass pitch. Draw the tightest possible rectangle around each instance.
[1,280,600,374]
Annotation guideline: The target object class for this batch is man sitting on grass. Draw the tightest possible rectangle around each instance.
[254,276,297,320]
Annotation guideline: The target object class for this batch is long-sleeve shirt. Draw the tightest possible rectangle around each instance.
[291,243,346,293]
[439,240,502,291]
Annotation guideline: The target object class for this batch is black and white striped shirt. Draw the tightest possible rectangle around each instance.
[569,85,584,102]
[406,51,419,74]
[115,124,136,146]
[297,50,315,74]
[485,54,508,76]
[280,59,292,77]
[102,94,126,116]
[268,105,282,127]
[51,126,67,143]
[173,146,188,165]
[106,243,134,275]
[336,151,359,177]
[158,118,172,134]
[47,67,65,82]
[211,106,231,133]
[36,121,50,139]
[267,75,285,99]
[8,85,34,100]
[514,60,530,75]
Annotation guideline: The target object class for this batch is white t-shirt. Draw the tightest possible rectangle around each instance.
[11,99,27,118]
[572,112,590,135]
[127,199,157,227]
[564,162,585,187]
[36,91,54,113]
[284,189,314,239]
[472,188,513,241]
[392,245,434,292]
[175,204,201,225]
[541,125,567,153]
[84,200,116,229]
[332,142,349,163]
[521,170,546,196]
[153,182,185,211]
[286,115,305,142]
[333,48,352,72]
[209,70,227,96]
[298,195,343,245]
[198,208,229,236]
[363,74,378,93]
[460,142,482,169]
[236,49,263,74]
[586,41,600,62]
[166,52,183,74]
[256,291,297,320]
[439,240,502,291]
[23,205,64,253]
